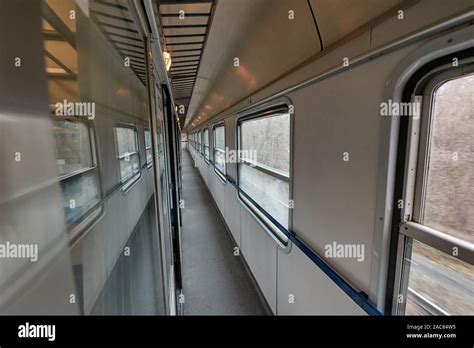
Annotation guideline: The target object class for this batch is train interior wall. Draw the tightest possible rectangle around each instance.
[185,3,473,313]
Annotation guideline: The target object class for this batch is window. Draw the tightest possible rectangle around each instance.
[237,105,291,244]
[198,130,202,155]
[144,129,152,167]
[157,124,165,175]
[53,120,94,175]
[52,120,101,226]
[420,76,473,242]
[115,126,141,188]
[397,71,474,315]
[213,124,226,180]
[203,128,209,163]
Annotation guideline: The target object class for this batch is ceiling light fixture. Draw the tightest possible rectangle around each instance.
[163,51,172,71]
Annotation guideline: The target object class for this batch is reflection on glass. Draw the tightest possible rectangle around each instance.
[145,130,152,165]
[61,170,100,225]
[116,127,140,183]
[53,120,93,176]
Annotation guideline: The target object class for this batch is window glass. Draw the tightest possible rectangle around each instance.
[240,113,290,176]
[239,164,289,228]
[145,129,152,166]
[116,127,138,156]
[214,126,225,149]
[203,128,209,161]
[198,130,202,154]
[213,125,226,176]
[238,110,291,229]
[404,239,474,315]
[422,74,474,243]
[116,127,140,184]
[157,125,165,175]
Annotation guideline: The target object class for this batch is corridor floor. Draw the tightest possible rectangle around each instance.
[180,150,270,315]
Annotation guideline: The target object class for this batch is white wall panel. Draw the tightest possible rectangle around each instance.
[240,206,277,313]
[101,193,124,275]
[81,221,107,314]
[224,184,241,246]
[209,168,216,201]
[289,47,412,294]
[277,246,366,315]
[214,177,225,214]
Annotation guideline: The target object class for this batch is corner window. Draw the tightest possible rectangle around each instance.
[213,124,226,180]
[203,128,210,163]
[237,105,292,244]
[144,129,153,167]
[397,72,474,315]
[115,126,141,189]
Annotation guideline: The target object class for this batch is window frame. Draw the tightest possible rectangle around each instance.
[212,122,227,182]
[114,124,142,192]
[399,67,473,262]
[393,62,474,315]
[236,100,294,249]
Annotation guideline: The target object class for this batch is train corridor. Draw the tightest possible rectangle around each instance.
[180,150,270,315]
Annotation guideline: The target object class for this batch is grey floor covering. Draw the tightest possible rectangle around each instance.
[180,150,270,315]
